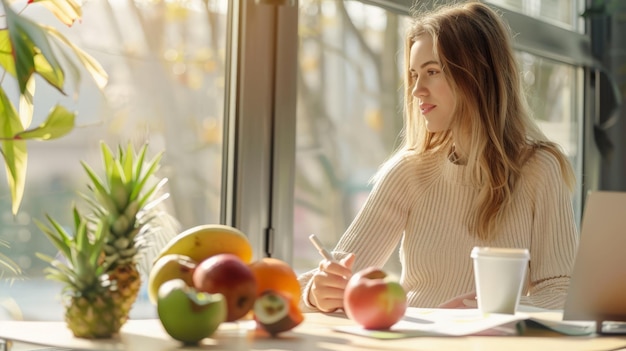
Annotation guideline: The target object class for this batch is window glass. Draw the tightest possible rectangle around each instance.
[295,0,409,274]
[0,0,228,320]
[519,53,583,219]
[487,0,579,30]
[293,1,583,276]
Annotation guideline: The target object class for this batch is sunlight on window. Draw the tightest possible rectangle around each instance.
[293,0,583,277]
[0,0,229,321]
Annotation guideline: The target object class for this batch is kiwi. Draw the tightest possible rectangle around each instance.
[253,290,303,336]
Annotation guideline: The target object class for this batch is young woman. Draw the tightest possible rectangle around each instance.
[298,1,579,313]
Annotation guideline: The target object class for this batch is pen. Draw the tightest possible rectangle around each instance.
[308,234,335,262]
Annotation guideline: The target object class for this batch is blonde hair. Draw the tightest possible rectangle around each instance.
[390,1,575,240]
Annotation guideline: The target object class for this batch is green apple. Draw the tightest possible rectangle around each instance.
[157,279,227,345]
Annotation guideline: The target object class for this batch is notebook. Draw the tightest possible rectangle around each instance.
[562,191,626,326]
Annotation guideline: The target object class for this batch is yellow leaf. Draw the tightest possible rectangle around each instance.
[17,105,76,140]
[4,0,65,94]
[0,89,27,214]
[29,0,82,27]
[44,25,108,89]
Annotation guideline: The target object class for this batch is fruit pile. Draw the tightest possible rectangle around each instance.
[148,224,303,344]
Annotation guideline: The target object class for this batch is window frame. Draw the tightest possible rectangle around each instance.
[223,1,298,262]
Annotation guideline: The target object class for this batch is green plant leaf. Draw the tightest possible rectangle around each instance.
[0,29,16,76]
[0,88,27,214]
[44,25,108,89]
[16,105,75,140]
[0,30,36,128]
[3,0,65,94]
[19,78,36,130]
[29,0,82,26]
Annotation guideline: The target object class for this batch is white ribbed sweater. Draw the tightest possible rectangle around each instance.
[298,149,579,311]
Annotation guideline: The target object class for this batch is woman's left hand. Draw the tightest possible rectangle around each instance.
[438,291,477,308]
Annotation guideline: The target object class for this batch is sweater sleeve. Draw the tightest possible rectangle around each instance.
[298,152,417,312]
[518,151,579,309]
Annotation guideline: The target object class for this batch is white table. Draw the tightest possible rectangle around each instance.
[2,311,626,351]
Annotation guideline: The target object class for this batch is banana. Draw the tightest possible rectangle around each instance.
[148,254,197,304]
[154,224,253,265]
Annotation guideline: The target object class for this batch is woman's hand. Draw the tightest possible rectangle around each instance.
[308,253,356,313]
[438,291,477,309]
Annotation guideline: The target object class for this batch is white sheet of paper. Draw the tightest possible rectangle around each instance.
[334,307,596,339]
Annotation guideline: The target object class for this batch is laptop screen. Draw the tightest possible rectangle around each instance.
[563,191,626,323]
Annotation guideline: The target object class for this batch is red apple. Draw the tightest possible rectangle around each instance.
[192,253,257,321]
[343,267,407,330]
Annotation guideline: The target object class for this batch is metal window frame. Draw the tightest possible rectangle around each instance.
[222,0,297,262]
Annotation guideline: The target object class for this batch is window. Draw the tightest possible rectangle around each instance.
[0,0,229,320]
[0,0,590,322]
[292,0,585,276]
[294,0,410,274]
[519,53,584,218]
[487,0,582,30]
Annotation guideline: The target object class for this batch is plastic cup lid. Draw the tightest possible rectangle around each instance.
[470,246,530,259]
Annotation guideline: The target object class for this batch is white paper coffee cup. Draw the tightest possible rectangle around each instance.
[471,247,530,314]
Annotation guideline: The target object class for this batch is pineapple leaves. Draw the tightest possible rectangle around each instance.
[100,142,129,211]
[75,219,89,257]
[36,211,112,288]
[138,177,168,212]
[36,140,166,299]
[132,142,147,181]
[133,152,163,208]
[34,216,72,259]
[0,251,21,278]
[88,142,165,211]
[72,204,82,229]
[81,161,116,212]
[78,192,107,218]
[121,142,134,185]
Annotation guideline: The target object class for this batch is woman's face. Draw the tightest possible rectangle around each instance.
[409,35,455,133]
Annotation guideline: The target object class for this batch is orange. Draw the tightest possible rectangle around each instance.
[248,257,301,300]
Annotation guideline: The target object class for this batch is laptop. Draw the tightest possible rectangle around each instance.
[562,191,626,330]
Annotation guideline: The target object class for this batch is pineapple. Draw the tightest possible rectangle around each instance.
[36,208,127,338]
[80,141,167,319]
[35,142,169,338]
